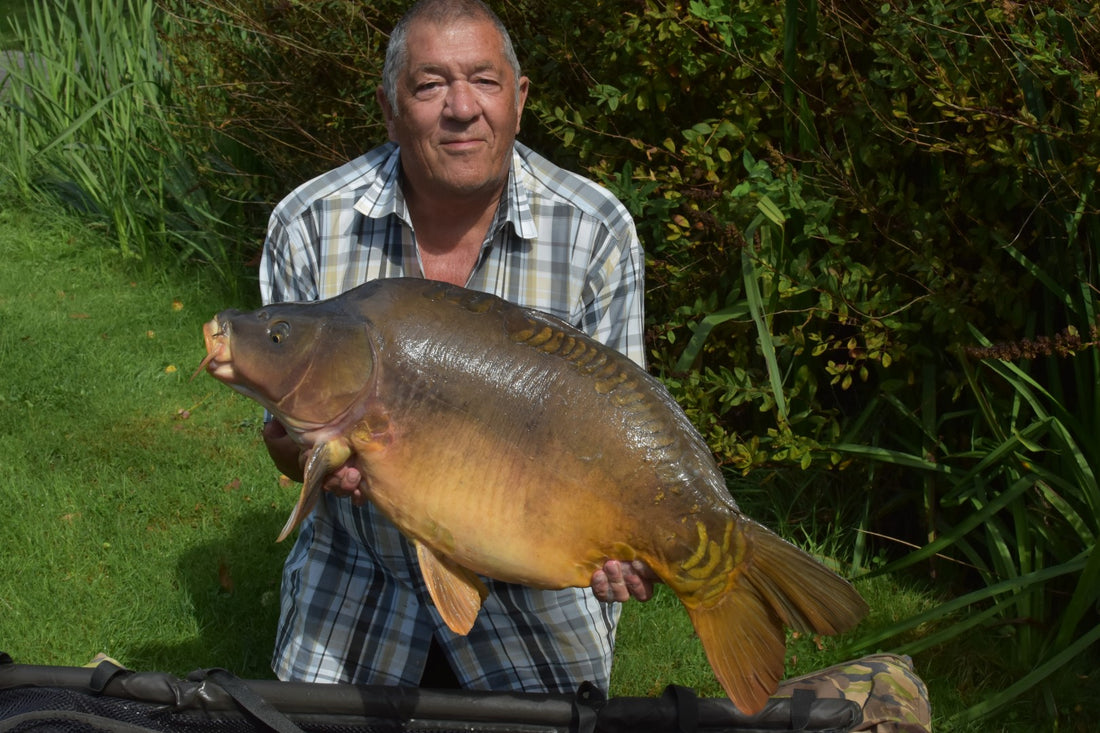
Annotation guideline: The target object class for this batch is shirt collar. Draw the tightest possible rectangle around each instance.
[352,142,405,222]
[504,142,539,241]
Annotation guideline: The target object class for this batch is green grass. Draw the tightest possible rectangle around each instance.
[0,201,281,677]
[0,0,45,48]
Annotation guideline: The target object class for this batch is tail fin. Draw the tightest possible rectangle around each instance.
[685,586,786,714]
[685,523,868,714]
[743,523,869,635]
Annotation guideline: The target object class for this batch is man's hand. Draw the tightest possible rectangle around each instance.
[591,560,658,603]
[262,418,368,505]
[261,417,303,480]
[320,464,369,506]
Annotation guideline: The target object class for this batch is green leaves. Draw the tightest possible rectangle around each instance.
[529,2,1099,721]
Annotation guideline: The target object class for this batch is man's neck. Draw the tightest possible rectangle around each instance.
[406,187,503,286]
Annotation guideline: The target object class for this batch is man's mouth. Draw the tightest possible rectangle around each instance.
[440,138,484,151]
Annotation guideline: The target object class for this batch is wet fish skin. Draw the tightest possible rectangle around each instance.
[201,278,868,712]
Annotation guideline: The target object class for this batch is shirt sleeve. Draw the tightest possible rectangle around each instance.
[259,205,321,306]
[582,217,647,369]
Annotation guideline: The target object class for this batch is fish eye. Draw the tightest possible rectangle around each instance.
[269,321,291,344]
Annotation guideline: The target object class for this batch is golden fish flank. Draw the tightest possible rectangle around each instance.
[200,277,869,714]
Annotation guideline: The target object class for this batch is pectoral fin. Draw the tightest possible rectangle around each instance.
[414,540,489,634]
[276,439,352,543]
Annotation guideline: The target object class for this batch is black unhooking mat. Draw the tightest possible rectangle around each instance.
[0,653,863,733]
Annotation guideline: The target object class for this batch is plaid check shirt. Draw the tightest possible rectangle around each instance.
[260,140,646,693]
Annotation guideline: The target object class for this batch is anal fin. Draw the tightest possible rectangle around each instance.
[415,540,489,635]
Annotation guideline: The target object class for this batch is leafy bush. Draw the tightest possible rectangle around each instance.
[160,0,1098,450]
[156,0,394,234]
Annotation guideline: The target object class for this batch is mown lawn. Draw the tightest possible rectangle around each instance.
[0,204,285,676]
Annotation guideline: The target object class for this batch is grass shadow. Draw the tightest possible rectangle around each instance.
[128,505,290,679]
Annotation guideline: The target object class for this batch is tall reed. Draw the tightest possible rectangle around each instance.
[0,0,229,277]
[835,197,1100,725]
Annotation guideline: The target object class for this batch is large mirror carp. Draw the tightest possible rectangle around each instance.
[199,277,868,713]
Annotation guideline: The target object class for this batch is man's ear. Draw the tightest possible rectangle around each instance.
[515,75,529,132]
[377,85,398,142]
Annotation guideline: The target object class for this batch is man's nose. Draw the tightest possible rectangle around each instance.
[444,81,480,120]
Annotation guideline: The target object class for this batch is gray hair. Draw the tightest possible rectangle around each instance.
[381,0,523,115]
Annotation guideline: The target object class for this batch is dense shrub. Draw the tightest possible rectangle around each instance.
[157,0,392,233]
[159,0,1099,458]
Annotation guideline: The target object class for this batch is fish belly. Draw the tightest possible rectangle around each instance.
[353,405,655,590]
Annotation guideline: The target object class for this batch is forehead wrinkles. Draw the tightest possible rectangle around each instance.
[410,59,502,79]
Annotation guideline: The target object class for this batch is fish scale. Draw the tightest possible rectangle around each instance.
[507,310,702,478]
[200,277,869,714]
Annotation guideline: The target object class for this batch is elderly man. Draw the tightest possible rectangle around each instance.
[260,0,653,693]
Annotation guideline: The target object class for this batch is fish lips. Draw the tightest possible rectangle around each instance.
[197,314,293,424]
[195,316,234,381]
[198,312,276,399]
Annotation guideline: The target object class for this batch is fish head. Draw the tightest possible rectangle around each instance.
[200,301,376,439]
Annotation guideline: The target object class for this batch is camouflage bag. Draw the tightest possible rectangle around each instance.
[769,653,932,733]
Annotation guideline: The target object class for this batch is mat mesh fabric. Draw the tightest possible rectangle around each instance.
[0,686,556,733]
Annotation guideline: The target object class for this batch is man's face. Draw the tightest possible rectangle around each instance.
[380,17,529,203]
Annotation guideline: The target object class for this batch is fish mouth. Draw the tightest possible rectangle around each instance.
[192,317,234,381]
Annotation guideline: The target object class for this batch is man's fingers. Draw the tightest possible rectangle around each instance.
[591,567,626,603]
[591,569,610,601]
[605,563,627,601]
[622,561,655,602]
[591,560,655,603]
[321,465,365,498]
